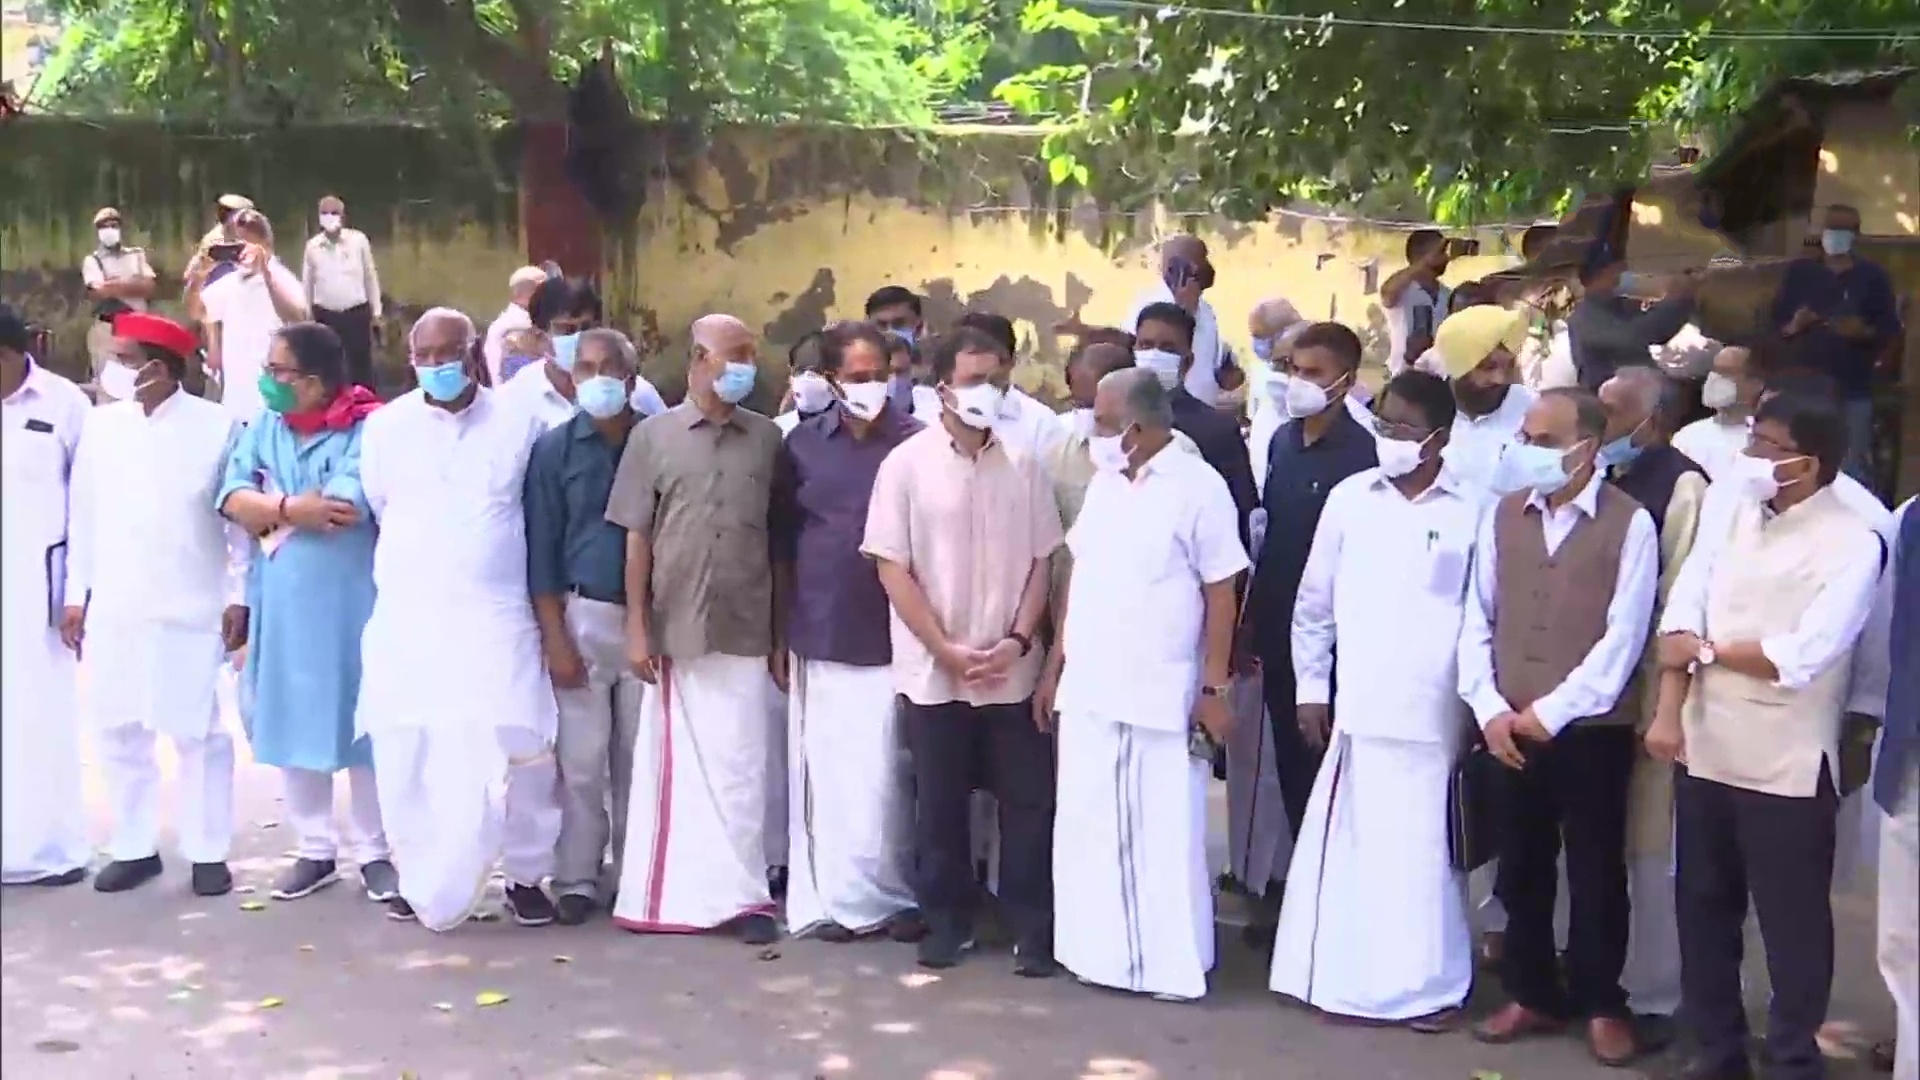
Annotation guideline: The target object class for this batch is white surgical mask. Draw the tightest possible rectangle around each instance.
[97,360,152,401]
[947,383,1003,430]
[841,380,888,421]
[1135,348,1183,390]
[1700,372,1740,411]
[790,370,834,414]
[1262,371,1291,410]
[97,226,122,248]
[1067,406,1095,437]
[1731,451,1806,502]
[1089,433,1131,473]
[320,213,343,233]
[1375,431,1434,478]
[1820,228,1854,257]
[1283,372,1347,420]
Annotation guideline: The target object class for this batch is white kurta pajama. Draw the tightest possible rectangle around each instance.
[1270,467,1479,1021]
[1,362,95,883]
[355,388,560,932]
[784,658,915,935]
[1053,447,1250,1000]
[66,391,248,866]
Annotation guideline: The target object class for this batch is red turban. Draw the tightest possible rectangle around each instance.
[112,312,199,359]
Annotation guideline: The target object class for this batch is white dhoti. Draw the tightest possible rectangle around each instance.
[614,653,775,933]
[764,673,789,872]
[784,658,915,935]
[0,543,90,883]
[1053,713,1213,1000]
[1880,763,1919,1080]
[356,599,559,933]
[1225,674,1290,891]
[83,617,235,864]
[1270,733,1470,1020]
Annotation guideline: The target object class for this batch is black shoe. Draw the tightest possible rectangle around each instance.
[386,896,417,921]
[1651,1056,1754,1080]
[191,862,233,897]
[767,865,788,901]
[94,855,163,893]
[1012,936,1058,978]
[269,858,339,900]
[885,909,928,943]
[20,867,87,887]
[554,893,597,927]
[738,912,780,946]
[359,859,400,902]
[1870,1039,1896,1073]
[504,884,556,927]
[916,919,974,970]
[811,922,856,943]
[1633,1013,1678,1056]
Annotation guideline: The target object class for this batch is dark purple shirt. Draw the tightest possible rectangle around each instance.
[775,404,923,666]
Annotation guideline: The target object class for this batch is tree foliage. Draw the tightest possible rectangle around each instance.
[1058,0,1916,223]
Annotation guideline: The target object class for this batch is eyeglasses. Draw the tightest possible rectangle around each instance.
[1371,418,1434,441]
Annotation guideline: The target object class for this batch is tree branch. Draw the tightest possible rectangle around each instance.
[390,0,563,119]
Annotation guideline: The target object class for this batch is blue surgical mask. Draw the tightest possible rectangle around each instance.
[1500,440,1587,497]
[1597,421,1646,470]
[1821,228,1854,257]
[887,327,916,346]
[576,375,628,419]
[416,361,471,403]
[551,332,581,373]
[1251,336,1274,361]
[714,360,757,404]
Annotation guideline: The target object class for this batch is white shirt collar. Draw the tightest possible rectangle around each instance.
[1367,461,1468,502]
[4,357,51,405]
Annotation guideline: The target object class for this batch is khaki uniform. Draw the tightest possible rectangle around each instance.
[81,246,157,394]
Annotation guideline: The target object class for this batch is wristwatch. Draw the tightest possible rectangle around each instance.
[1695,640,1717,669]
[1006,632,1033,657]
[1199,683,1232,699]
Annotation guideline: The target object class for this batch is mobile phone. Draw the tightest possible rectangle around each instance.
[208,243,244,264]
[1188,722,1219,763]
[1446,238,1481,259]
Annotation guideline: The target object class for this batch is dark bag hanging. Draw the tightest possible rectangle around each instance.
[1449,741,1509,872]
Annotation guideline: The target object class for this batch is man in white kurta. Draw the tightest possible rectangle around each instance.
[0,311,94,887]
[1046,368,1247,1000]
[1270,370,1480,1025]
[65,312,248,896]
[356,309,560,931]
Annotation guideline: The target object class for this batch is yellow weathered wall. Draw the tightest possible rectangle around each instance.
[1811,101,1920,237]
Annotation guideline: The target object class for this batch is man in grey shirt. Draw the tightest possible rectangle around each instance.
[603,313,789,946]
[1568,245,1698,390]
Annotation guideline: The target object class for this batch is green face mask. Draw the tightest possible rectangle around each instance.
[258,372,300,414]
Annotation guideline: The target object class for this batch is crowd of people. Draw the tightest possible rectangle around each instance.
[1,203,1914,1080]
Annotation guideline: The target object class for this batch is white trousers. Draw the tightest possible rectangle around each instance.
[552,596,643,899]
[282,763,389,865]
[1880,765,1919,1080]
[98,724,235,864]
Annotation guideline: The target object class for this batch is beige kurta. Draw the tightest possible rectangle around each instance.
[1627,470,1707,857]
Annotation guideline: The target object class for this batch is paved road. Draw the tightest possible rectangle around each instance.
[1,741,1897,1080]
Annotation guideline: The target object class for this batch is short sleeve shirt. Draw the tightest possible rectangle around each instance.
[605,402,783,660]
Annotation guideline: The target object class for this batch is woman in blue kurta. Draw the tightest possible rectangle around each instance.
[217,321,393,904]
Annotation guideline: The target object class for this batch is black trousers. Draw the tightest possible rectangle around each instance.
[900,698,1055,942]
[1676,768,1837,1080]
[1261,663,1320,842]
[1494,722,1637,1019]
[314,302,375,390]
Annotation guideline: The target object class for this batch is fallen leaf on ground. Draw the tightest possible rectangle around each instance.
[475,990,510,1007]
[256,997,285,1010]
[431,1002,454,1013]
[256,820,278,829]
[238,901,266,912]
[32,1039,80,1054]
[1470,1071,1504,1080]
[552,954,572,964]
[756,948,781,961]
[297,944,315,953]
[167,991,192,1002]
[234,885,257,895]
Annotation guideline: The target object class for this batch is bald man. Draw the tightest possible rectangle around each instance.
[607,314,790,946]
[1124,235,1243,407]
[484,266,553,385]
[356,308,562,931]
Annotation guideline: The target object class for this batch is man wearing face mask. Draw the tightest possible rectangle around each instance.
[201,210,309,424]
[484,267,551,384]
[1772,204,1902,485]
[776,331,836,436]
[82,207,157,401]
[607,314,788,946]
[356,308,561,931]
[1674,345,1767,480]
[774,321,924,941]
[1134,302,1257,547]
[504,276,601,432]
[1045,340,1202,538]
[1645,390,1882,1080]
[866,287,927,414]
[1433,305,1540,498]
[64,312,250,897]
[1270,369,1480,1029]
[1567,244,1698,392]
[1041,366,1245,1000]
[1244,322,1377,880]
[524,328,649,926]
[863,326,1063,974]
[1458,386,1660,1065]
[1122,235,1243,406]
[302,196,384,392]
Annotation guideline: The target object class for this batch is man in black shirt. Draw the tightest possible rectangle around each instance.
[1133,301,1257,545]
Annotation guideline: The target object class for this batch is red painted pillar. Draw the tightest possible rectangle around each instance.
[518,121,604,279]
